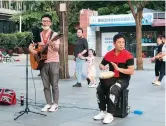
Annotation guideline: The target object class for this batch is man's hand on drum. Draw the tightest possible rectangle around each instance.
[111,62,120,71]
[99,64,109,70]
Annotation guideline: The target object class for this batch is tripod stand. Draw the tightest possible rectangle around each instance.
[14,52,47,120]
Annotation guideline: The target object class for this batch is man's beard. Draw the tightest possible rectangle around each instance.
[42,26,50,31]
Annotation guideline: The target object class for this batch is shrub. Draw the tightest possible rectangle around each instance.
[0,32,33,50]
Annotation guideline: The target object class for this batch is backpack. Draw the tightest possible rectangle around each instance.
[0,88,16,105]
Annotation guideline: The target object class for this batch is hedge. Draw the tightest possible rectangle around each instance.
[0,32,33,50]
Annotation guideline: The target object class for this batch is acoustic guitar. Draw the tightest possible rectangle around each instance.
[30,33,63,70]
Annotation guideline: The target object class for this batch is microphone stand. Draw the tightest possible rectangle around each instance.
[14,47,47,120]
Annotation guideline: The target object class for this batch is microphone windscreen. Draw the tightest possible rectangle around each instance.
[32,27,41,43]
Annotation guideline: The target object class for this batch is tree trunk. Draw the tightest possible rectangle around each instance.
[135,8,143,70]
[59,3,69,79]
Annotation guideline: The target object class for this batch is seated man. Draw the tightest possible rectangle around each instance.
[93,34,134,124]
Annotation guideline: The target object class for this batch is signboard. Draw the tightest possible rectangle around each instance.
[90,13,153,27]
[142,43,157,46]
[101,32,118,56]
[87,27,96,50]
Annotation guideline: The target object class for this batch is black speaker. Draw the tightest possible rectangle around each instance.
[114,89,129,118]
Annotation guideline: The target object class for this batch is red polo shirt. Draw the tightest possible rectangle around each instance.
[101,49,134,79]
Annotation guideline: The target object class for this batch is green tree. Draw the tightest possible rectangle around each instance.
[128,1,165,70]
[10,1,58,31]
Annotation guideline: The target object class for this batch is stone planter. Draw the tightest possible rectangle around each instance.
[15,47,23,54]
[7,49,14,56]
[23,47,29,54]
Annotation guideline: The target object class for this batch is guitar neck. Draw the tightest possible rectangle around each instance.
[40,33,62,53]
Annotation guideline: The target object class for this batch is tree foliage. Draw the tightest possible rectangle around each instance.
[10,1,165,42]
[10,1,58,31]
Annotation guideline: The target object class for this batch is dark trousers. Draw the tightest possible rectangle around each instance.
[96,78,129,114]
[158,61,165,82]
[155,60,162,76]
[40,62,60,105]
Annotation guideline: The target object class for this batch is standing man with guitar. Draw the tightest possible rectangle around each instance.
[29,14,61,112]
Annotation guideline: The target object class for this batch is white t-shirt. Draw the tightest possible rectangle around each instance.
[162,43,166,62]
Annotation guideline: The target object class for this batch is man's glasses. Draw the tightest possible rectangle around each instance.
[42,20,50,23]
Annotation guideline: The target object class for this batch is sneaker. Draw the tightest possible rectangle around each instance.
[93,111,106,120]
[73,83,82,87]
[49,104,58,112]
[41,104,51,112]
[103,113,114,124]
[152,80,157,84]
[88,84,97,88]
[153,81,161,86]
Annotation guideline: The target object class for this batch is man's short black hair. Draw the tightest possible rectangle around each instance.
[77,28,83,33]
[113,33,126,43]
[41,14,52,21]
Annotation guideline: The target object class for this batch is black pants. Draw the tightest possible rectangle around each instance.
[158,61,165,82]
[96,78,129,114]
[155,60,162,76]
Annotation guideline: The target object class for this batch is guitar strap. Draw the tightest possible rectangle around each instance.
[49,31,54,42]
[35,31,54,49]
[44,31,54,52]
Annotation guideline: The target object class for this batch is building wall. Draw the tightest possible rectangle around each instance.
[79,9,97,38]
[0,0,22,33]
[96,31,102,56]
[100,25,165,33]
[99,25,165,57]
[0,20,16,33]
[0,13,17,33]
[79,9,165,57]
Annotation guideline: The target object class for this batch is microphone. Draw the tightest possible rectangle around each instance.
[32,26,42,43]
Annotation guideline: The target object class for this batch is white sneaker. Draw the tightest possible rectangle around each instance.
[153,81,161,86]
[49,104,58,112]
[93,111,106,120]
[152,80,157,84]
[41,104,51,112]
[103,113,114,124]
[88,84,97,88]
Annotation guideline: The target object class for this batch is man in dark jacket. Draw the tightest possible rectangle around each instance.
[73,28,88,87]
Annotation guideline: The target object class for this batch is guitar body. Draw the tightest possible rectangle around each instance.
[29,33,63,70]
[30,45,47,70]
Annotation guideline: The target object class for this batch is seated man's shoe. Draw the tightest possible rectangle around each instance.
[73,83,82,87]
[93,111,106,120]
[103,113,114,124]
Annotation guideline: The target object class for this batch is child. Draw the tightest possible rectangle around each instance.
[81,49,97,88]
